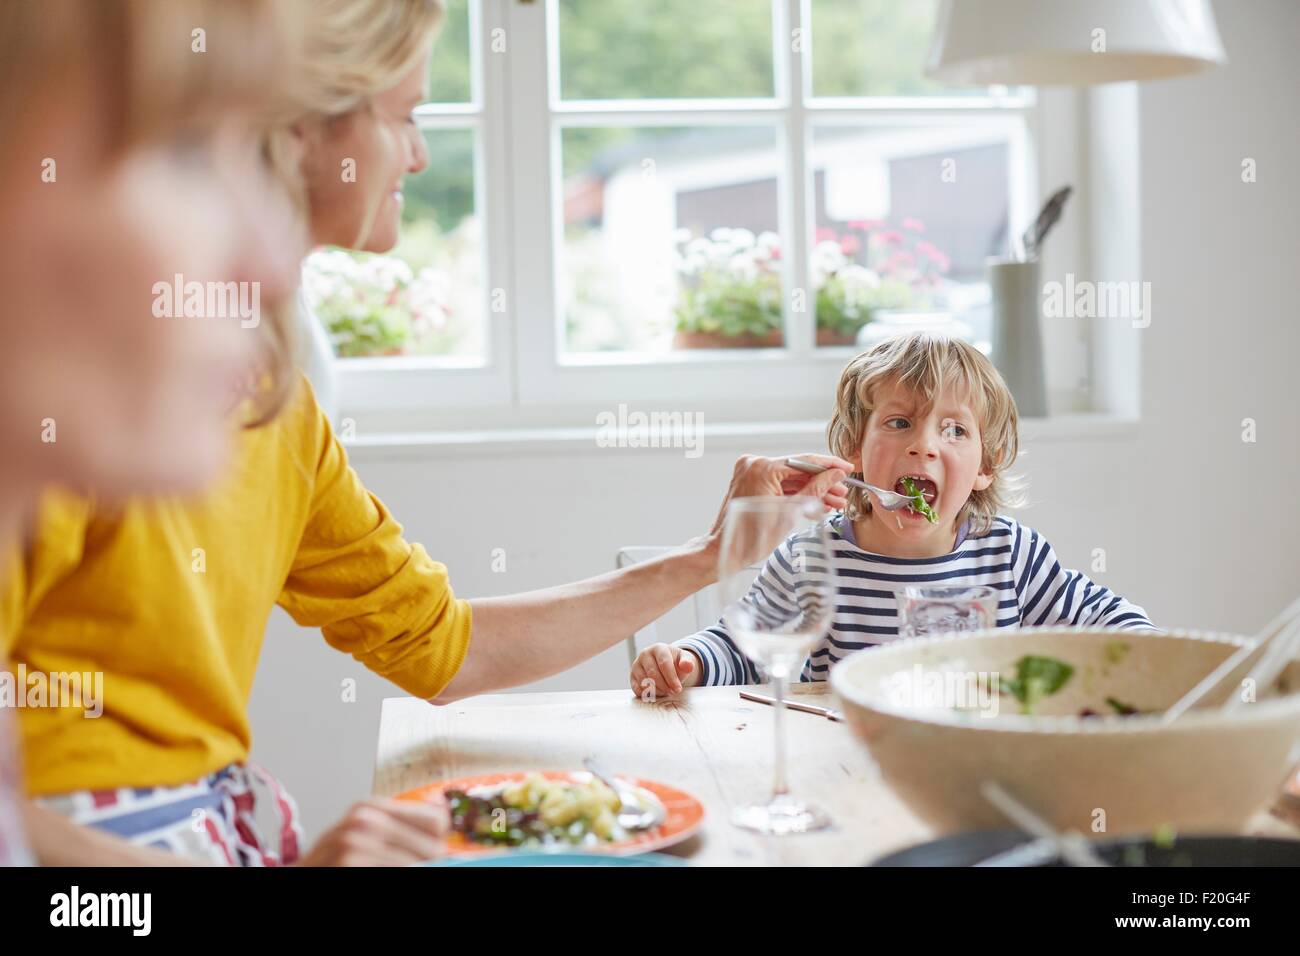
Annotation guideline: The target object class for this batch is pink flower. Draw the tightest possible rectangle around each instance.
[879,230,904,245]
[901,217,925,232]
[839,235,861,255]
[847,218,885,232]
[914,241,950,272]
[815,227,837,243]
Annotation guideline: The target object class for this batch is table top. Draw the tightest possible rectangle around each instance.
[373,683,938,865]
[372,683,1300,866]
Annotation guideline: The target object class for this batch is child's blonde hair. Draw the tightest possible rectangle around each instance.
[826,333,1024,537]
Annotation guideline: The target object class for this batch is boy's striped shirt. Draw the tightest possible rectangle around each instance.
[677,513,1158,686]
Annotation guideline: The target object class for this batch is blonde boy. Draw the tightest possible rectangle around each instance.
[631,333,1157,694]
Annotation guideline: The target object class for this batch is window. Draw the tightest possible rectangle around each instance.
[305,1,483,361]
[334,0,1082,432]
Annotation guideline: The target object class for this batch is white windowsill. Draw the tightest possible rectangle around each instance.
[343,413,1139,463]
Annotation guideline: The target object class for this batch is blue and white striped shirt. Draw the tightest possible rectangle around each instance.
[677,513,1158,686]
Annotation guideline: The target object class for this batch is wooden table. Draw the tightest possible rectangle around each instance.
[372,683,934,865]
[373,683,1300,866]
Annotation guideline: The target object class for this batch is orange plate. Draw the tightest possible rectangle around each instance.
[395,770,705,857]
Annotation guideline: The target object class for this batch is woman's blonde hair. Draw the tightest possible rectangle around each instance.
[264,0,446,244]
[252,0,444,426]
[0,0,298,151]
[826,333,1025,537]
[0,0,305,429]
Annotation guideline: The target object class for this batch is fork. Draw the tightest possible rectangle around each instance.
[785,457,914,511]
[582,757,666,831]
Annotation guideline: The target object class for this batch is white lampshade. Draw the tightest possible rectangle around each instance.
[927,0,1227,86]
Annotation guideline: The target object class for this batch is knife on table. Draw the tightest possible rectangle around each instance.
[740,690,844,722]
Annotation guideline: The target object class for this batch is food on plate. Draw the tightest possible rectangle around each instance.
[445,773,626,848]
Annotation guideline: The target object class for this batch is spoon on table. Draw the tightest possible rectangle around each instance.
[785,457,915,511]
[582,757,666,832]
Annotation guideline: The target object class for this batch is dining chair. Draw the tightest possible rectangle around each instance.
[614,546,762,666]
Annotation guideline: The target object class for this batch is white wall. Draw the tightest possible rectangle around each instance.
[248,0,1300,844]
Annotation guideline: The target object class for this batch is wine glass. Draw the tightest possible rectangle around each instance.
[717,496,836,835]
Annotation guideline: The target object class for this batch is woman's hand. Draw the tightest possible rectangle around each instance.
[706,453,852,538]
[295,796,449,867]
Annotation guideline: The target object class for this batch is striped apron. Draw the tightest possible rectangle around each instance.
[33,763,304,866]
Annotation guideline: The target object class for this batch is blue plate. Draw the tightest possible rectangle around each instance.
[420,851,686,867]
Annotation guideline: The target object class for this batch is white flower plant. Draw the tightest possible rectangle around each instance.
[672,227,783,340]
[301,249,449,357]
[672,219,951,344]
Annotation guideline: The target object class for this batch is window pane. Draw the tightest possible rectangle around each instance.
[427,0,471,103]
[560,125,784,355]
[809,123,1014,347]
[558,0,774,100]
[811,0,987,98]
[304,128,484,360]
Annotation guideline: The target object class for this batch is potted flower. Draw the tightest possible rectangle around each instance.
[672,228,784,349]
[812,218,952,345]
[670,220,952,350]
[302,248,454,358]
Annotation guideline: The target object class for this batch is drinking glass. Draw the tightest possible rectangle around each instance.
[896,585,999,638]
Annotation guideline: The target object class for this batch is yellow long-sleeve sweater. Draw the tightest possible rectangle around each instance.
[1,374,472,795]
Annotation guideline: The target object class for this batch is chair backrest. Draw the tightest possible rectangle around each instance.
[615,546,762,666]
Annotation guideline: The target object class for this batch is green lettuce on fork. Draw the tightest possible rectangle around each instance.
[898,476,939,523]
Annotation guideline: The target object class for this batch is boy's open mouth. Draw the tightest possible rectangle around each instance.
[892,474,940,525]
[893,474,939,505]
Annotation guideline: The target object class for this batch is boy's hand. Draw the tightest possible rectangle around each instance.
[631,643,702,700]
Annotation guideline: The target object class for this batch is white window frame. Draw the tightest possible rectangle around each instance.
[338,0,1092,435]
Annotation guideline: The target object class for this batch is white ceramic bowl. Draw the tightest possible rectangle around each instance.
[830,627,1300,836]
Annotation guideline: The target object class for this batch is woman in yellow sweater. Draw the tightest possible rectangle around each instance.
[0,0,306,864]
[5,0,851,867]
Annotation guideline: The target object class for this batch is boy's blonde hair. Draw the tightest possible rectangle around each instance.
[826,333,1024,537]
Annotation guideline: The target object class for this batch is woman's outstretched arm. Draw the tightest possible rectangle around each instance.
[433,452,850,703]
